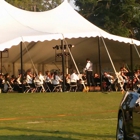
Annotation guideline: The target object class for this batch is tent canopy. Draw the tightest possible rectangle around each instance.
[0,0,140,74]
[1,0,140,47]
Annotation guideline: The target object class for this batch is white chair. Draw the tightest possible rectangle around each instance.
[45,82,51,92]
[34,82,45,93]
[7,81,14,92]
[52,84,62,92]
[69,83,77,92]
[24,83,32,93]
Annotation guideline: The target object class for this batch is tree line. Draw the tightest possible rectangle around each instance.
[5,0,140,40]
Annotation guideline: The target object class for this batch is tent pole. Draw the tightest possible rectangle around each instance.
[61,40,65,92]
[130,44,133,90]
[20,42,24,93]
[98,37,102,91]
[12,63,15,76]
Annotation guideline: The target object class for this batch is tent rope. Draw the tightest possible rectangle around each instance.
[134,44,140,58]
[101,37,124,91]
[21,37,38,75]
[61,34,88,91]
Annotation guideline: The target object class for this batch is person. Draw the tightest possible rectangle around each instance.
[3,73,12,93]
[52,71,63,92]
[44,70,53,92]
[94,73,101,87]
[25,71,36,93]
[0,74,4,93]
[16,73,24,92]
[65,74,71,91]
[84,58,94,88]
[103,72,115,91]
[34,71,45,92]
[70,70,79,91]
[119,67,129,91]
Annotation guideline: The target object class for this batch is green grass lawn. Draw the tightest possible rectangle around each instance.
[0,91,123,140]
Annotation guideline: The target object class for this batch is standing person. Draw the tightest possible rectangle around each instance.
[84,58,94,88]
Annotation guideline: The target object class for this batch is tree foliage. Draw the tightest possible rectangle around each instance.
[5,0,63,11]
[75,0,140,40]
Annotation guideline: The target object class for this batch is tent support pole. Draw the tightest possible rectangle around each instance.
[20,42,24,93]
[130,44,133,90]
[61,40,65,92]
[12,63,15,76]
[98,37,102,91]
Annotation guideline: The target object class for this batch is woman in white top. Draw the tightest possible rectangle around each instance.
[52,71,63,85]
[26,71,36,92]
[70,70,79,84]
[34,71,44,85]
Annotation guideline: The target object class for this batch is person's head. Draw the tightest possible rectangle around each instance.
[38,71,42,75]
[120,67,125,71]
[54,71,58,76]
[86,58,90,62]
[72,69,76,74]
[45,70,50,75]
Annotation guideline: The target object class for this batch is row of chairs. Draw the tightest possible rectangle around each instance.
[23,82,78,93]
[3,81,78,93]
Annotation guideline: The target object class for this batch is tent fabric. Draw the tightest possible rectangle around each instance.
[0,0,140,52]
[0,0,140,75]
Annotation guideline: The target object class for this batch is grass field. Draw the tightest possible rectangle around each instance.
[0,91,123,140]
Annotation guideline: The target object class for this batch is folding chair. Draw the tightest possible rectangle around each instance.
[52,84,62,92]
[45,82,51,92]
[7,81,14,92]
[34,82,45,93]
[69,83,77,92]
[24,83,32,93]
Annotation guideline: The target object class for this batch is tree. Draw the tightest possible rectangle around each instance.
[75,0,140,40]
[5,0,63,11]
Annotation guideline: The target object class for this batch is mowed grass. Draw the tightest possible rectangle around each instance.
[0,91,123,140]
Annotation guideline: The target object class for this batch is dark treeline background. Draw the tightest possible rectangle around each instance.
[5,0,140,41]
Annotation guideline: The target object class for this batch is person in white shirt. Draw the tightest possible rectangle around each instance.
[69,70,79,92]
[26,71,36,92]
[44,71,53,91]
[70,70,79,84]
[51,71,63,92]
[34,71,45,92]
[103,72,114,91]
[52,71,63,85]
[17,74,22,85]
[84,58,94,87]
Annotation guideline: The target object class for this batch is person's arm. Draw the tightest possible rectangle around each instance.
[57,76,63,82]
[123,67,128,72]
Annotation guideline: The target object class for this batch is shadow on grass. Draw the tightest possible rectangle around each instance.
[0,126,115,140]
[0,135,77,140]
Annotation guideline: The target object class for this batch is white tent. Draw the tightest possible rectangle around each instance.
[0,0,140,75]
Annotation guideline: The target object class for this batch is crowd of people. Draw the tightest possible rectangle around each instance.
[0,70,86,93]
[0,59,140,93]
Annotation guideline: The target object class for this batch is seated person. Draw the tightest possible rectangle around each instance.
[44,70,53,91]
[70,70,79,91]
[0,74,4,92]
[52,71,63,92]
[103,72,114,91]
[65,73,71,91]
[25,71,36,92]
[94,73,101,86]
[34,71,44,86]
